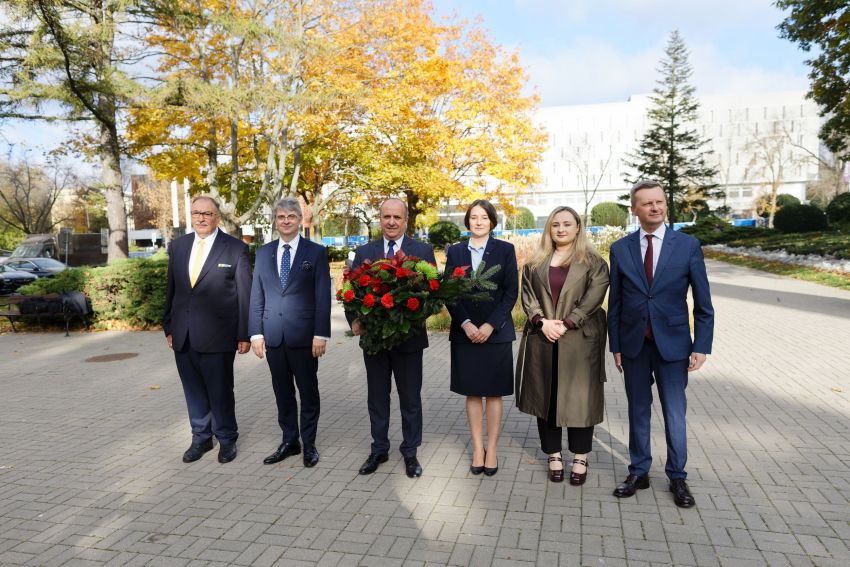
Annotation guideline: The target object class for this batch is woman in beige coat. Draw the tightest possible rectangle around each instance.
[515,206,609,484]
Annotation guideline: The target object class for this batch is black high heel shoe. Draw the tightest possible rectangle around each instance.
[470,449,485,475]
[483,455,498,477]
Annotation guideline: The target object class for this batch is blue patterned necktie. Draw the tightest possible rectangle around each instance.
[280,244,291,288]
[386,240,395,259]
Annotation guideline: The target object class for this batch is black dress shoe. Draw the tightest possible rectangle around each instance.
[182,439,214,463]
[359,453,389,475]
[483,456,498,477]
[470,449,485,475]
[303,444,319,468]
[670,478,695,508]
[613,474,650,497]
[218,444,237,464]
[404,456,422,478]
[263,441,301,465]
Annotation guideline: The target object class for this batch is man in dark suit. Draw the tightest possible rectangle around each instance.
[163,195,252,464]
[249,197,331,468]
[347,198,436,478]
[608,180,714,508]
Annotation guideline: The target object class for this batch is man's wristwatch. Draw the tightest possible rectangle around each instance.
[535,318,544,330]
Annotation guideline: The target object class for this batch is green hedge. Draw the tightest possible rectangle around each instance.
[18,254,169,328]
[774,204,828,233]
[428,221,461,249]
[827,193,850,229]
[680,215,771,245]
[591,201,628,228]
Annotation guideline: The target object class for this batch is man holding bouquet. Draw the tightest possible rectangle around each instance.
[347,198,437,478]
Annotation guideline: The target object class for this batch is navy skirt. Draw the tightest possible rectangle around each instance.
[450,342,514,397]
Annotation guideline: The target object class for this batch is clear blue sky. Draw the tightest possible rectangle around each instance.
[430,0,809,105]
[1,0,811,169]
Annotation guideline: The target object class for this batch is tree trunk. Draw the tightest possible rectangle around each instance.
[404,189,420,236]
[99,121,128,262]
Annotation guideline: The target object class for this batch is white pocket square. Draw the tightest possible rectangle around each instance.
[217,263,232,268]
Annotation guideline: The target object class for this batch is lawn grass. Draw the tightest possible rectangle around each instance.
[704,249,850,291]
[723,230,850,259]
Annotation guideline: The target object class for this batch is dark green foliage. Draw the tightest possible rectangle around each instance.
[774,204,828,233]
[428,221,461,249]
[623,30,719,225]
[504,207,536,230]
[776,194,802,208]
[18,256,169,327]
[826,192,850,228]
[777,2,850,159]
[590,202,628,227]
[326,246,350,262]
[680,216,771,245]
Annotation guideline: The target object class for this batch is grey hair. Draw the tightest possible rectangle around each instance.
[191,194,221,213]
[271,197,303,223]
[629,180,664,207]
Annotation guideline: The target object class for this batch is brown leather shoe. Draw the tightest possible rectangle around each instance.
[548,455,564,483]
[613,474,650,497]
[569,458,588,486]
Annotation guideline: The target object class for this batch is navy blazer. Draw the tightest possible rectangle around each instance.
[163,230,252,353]
[346,237,436,353]
[248,237,331,348]
[607,228,714,361]
[444,238,518,343]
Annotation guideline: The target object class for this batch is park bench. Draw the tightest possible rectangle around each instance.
[0,292,92,337]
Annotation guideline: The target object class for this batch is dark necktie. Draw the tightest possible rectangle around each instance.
[386,240,396,259]
[644,234,654,339]
[280,244,291,288]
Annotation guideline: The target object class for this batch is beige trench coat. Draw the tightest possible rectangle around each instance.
[515,255,610,427]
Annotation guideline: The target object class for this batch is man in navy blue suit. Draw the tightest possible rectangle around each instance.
[608,180,714,508]
[163,195,252,464]
[347,198,436,478]
[249,197,331,468]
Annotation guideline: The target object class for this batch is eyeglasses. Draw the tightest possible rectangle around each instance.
[191,211,217,219]
[275,214,300,222]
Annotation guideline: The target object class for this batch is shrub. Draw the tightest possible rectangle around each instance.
[591,202,628,228]
[680,215,772,245]
[774,204,828,233]
[775,193,801,209]
[18,255,169,328]
[826,192,850,229]
[326,246,350,262]
[427,221,461,249]
[504,206,536,230]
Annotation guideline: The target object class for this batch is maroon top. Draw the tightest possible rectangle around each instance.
[531,265,576,330]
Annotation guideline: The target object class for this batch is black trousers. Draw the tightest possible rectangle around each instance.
[363,348,423,458]
[174,336,238,446]
[536,344,594,455]
[266,344,320,445]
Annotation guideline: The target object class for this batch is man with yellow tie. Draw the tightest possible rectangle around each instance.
[163,195,252,464]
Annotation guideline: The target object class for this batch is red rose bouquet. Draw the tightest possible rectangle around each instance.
[338,250,496,354]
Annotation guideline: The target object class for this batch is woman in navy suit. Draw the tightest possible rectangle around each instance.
[445,200,519,476]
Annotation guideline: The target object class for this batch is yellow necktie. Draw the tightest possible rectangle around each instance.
[190,239,205,288]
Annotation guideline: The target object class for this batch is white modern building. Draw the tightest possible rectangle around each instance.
[517,90,823,224]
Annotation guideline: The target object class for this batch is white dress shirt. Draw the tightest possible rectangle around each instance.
[383,234,405,257]
[188,228,219,278]
[639,223,666,278]
[251,234,329,343]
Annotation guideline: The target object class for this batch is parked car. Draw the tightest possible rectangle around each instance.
[0,249,11,261]
[0,263,38,294]
[2,257,68,278]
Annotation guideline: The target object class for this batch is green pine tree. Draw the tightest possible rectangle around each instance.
[623,30,720,225]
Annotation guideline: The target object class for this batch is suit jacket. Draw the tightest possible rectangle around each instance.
[607,228,714,361]
[444,238,518,343]
[163,230,252,353]
[347,237,437,353]
[248,237,331,348]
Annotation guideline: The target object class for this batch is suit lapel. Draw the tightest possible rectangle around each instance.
[460,240,473,275]
[557,261,587,311]
[269,241,282,290]
[652,228,678,288]
[178,236,194,289]
[627,230,649,291]
[479,237,496,275]
[194,232,226,288]
[535,256,554,302]
[282,239,307,294]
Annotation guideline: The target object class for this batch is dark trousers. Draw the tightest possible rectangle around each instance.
[174,337,238,446]
[266,344,320,445]
[537,343,594,455]
[363,348,423,458]
[622,339,689,480]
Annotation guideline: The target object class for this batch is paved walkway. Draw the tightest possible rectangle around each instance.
[1,260,849,567]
